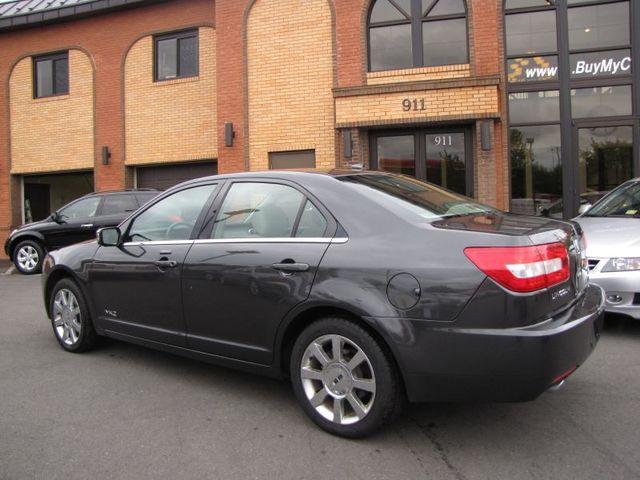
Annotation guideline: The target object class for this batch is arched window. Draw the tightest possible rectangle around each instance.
[368,0,468,72]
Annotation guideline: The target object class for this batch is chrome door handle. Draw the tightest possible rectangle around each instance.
[154,259,178,269]
[272,262,309,272]
[81,224,94,228]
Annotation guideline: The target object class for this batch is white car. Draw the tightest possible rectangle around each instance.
[575,179,640,319]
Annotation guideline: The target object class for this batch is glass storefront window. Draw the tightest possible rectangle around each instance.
[568,2,629,50]
[508,55,558,83]
[422,18,468,66]
[570,85,632,118]
[425,133,466,194]
[376,135,416,176]
[578,126,633,195]
[510,125,562,216]
[508,90,560,124]
[505,11,557,56]
[570,49,632,78]
[369,24,413,71]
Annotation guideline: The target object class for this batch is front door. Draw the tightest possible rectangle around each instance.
[46,195,102,250]
[182,180,334,364]
[371,128,472,197]
[88,184,219,346]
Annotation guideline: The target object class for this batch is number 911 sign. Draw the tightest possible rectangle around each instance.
[402,98,426,112]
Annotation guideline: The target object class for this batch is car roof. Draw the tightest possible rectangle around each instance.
[173,168,390,188]
[84,189,159,197]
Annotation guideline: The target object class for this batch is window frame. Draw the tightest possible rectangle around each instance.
[32,51,69,99]
[153,29,200,82]
[504,0,638,219]
[198,179,337,241]
[367,0,469,72]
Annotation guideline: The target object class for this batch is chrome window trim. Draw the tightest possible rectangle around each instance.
[121,237,348,247]
[193,237,349,245]
[122,240,194,247]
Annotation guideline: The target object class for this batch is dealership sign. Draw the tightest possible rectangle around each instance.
[508,50,632,83]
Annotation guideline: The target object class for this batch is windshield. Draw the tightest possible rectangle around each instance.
[585,181,640,218]
[337,173,495,221]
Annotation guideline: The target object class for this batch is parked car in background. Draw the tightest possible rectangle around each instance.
[540,191,608,219]
[41,170,604,437]
[575,178,640,320]
[4,189,159,274]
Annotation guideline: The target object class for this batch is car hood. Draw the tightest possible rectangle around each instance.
[575,216,640,258]
[14,218,52,232]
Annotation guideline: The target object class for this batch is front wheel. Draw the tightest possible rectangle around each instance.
[290,317,402,438]
[49,278,98,353]
[13,240,44,274]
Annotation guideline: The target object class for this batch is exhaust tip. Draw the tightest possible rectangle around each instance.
[548,379,566,393]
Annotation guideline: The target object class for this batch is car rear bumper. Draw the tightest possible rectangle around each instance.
[589,270,640,320]
[368,284,605,403]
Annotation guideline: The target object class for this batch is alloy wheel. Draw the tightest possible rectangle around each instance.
[300,334,376,425]
[52,289,82,347]
[17,245,39,272]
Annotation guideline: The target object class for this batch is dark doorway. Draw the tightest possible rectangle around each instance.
[24,183,50,222]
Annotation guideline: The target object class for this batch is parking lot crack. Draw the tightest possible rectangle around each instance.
[408,415,469,480]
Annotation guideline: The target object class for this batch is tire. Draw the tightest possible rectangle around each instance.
[290,317,402,438]
[13,239,44,274]
[49,278,98,353]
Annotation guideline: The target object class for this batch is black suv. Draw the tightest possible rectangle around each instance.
[4,190,158,274]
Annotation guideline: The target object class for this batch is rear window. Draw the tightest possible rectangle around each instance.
[337,173,494,221]
[100,194,138,215]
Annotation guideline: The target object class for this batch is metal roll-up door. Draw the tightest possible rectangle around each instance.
[136,161,218,191]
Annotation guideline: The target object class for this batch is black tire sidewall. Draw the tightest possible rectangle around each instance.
[49,278,96,353]
[13,240,44,274]
[290,317,400,438]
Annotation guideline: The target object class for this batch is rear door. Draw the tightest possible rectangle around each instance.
[182,180,335,364]
[94,193,140,230]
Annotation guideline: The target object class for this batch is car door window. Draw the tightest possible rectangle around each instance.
[100,194,138,216]
[212,182,305,239]
[295,200,328,237]
[127,185,216,242]
[58,196,101,221]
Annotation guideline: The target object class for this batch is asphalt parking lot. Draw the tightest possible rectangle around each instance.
[1,273,639,480]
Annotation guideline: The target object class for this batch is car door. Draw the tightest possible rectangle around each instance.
[182,180,335,364]
[88,183,219,346]
[46,195,102,249]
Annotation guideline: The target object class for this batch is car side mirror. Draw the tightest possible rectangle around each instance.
[97,227,121,247]
[578,203,592,215]
[51,211,62,223]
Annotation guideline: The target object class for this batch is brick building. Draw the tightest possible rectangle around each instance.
[0,0,638,257]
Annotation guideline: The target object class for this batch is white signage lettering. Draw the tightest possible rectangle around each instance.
[573,56,632,76]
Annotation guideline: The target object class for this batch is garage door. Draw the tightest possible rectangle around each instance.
[136,161,218,191]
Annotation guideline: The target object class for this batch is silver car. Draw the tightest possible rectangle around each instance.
[575,178,640,320]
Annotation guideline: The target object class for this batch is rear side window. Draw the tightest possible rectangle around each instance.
[212,182,304,239]
[135,192,159,207]
[100,195,138,216]
[296,200,328,238]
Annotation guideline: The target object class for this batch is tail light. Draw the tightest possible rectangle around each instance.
[464,242,569,293]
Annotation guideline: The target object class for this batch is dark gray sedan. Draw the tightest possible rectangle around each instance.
[41,170,605,437]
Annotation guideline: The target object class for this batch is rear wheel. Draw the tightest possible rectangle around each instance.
[49,278,98,353]
[290,317,402,438]
[13,240,44,274]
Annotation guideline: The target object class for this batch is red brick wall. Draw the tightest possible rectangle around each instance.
[0,0,214,253]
